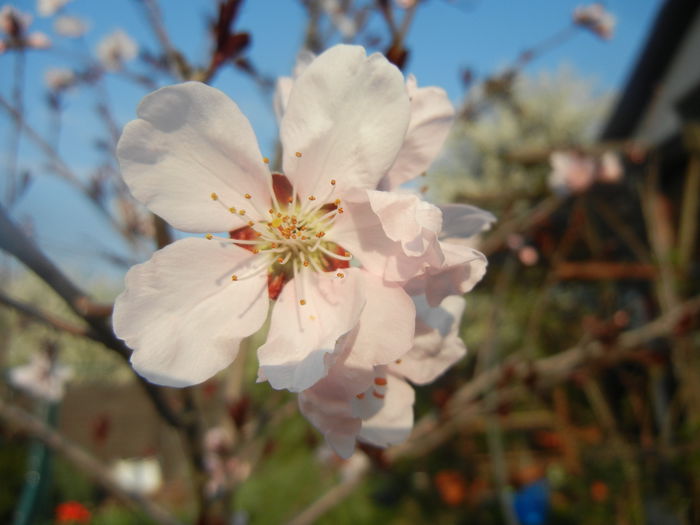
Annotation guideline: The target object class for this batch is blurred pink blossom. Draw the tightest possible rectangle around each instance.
[97,29,138,70]
[573,3,615,40]
[548,151,596,195]
[37,0,71,17]
[54,14,88,37]
[9,351,72,402]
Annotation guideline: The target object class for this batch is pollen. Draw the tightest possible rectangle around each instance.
[248,220,254,226]
[334,199,341,206]
[252,248,260,254]
[330,179,336,185]
[210,192,218,200]
[231,275,238,281]
[244,193,252,199]
[277,257,284,263]
[263,157,270,164]
[229,207,237,213]
[336,272,344,278]
[308,195,316,201]
[374,377,388,386]
[287,197,294,203]
[356,393,365,399]
[303,260,310,267]
[269,208,274,214]
[205,234,213,240]
[338,208,344,214]
[395,359,402,364]
[295,151,302,158]
[299,299,306,306]
[239,209,246,215]
[315,231,325,238]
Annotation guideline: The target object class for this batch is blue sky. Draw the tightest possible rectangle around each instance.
[1,0,663,283]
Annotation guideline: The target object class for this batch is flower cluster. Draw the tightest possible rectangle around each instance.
[113,45,493,457]
[0,4,50,53]
[573,3,616,40]
[548,150,624,196]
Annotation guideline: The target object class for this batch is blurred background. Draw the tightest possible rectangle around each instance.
[1,0,699,523]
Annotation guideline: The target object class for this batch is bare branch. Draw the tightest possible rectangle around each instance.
[0,290,92,338]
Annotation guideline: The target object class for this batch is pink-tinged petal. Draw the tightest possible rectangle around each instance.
[273,76,293,123]
[280,45,410,197]
[113,237,269,387]
[379,75,455,190]
[366,190,442,257]
[298,373,362,459]
[439,203,496,240]
[257,267,366,392]
[273,51,315,121]
[405,241,487,307]
[391,295,466,385]
[354,374,415,448]
[331,191,442,282]
[339,272,416,377]
[117,82,272,233]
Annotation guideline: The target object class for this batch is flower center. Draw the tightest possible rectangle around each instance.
[211,173,351,300]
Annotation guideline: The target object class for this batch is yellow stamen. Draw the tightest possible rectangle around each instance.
[205,234,213,240]
[210,192,218,201]
[231,275,238,281]
[299,299,306,306]
[295,152,302,158]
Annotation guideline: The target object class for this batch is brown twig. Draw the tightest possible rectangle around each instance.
[0,397,183,525]
[0,290,92,338]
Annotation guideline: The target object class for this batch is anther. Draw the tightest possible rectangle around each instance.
[299,299,306,306]
[334,199,341,205]
[308,195,316,201]
[231,275,238,281]
[205,234,213,240]
[239,209,246,215]
[330,179,336,185]
[277,257,284,263]
[210,192,219,200]
[303,260,310,267]
[229,207,237,213]
[269,208,274,214]
[372,391,385,399]
[287,197,293,203]
[395,359,402,364]
[356,393,365,399]
[263,157,270,164]
[338,208,344,214]
[336,272,344,278]
[248,220,254,226]
[374,377,388,386]
[252,248,260,254]
[295,152,302,158]
[245,193,252,199]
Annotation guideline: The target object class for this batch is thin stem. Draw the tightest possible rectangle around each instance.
[6,49,26,205]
